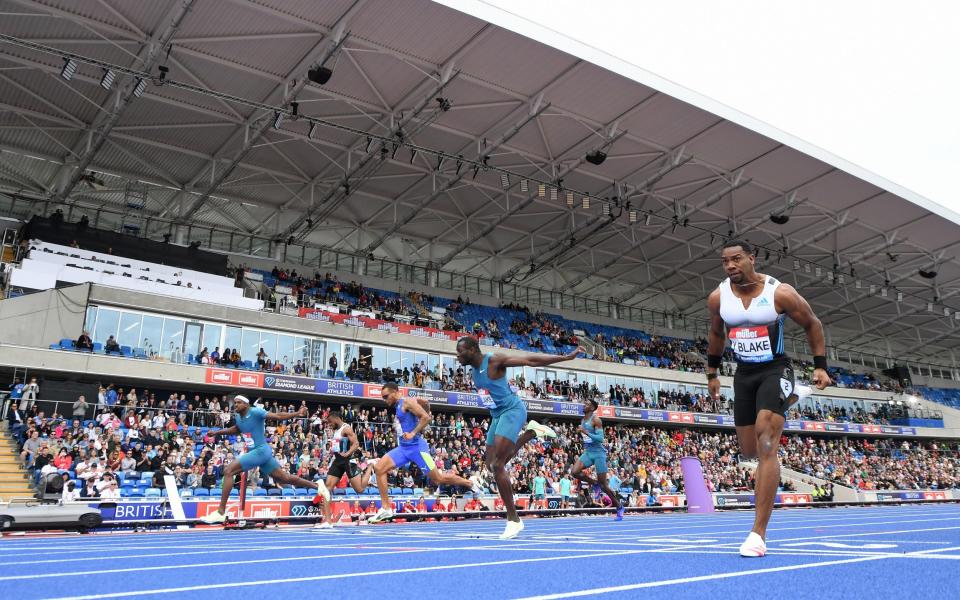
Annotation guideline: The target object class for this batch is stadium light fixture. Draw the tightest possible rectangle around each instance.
[272,112,284,129]
[520,179,528,193]
[133,78,148,98]
[99,69,115,90]
[629,210,638,223]
[582,195,590,210]
[550,187,558,202]
[500,173,509,188]
[307,65,333,85]
[60,58,77,81]
[566,191,574,208]
[537,183,545,198]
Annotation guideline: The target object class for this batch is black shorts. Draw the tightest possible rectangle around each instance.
[733,359,795,426]
[327,454,361,480]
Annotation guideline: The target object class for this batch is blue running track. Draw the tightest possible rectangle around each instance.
[1,504,959,599]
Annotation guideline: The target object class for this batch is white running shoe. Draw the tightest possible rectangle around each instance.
[314,521,333,529]
[470,481,484,497]
[368,508,396,524]
[313,480,331,504]
[200,510,227,525]
[786,384,813,408]
[525,420,557,439]
[499,518,524,540]
[739,532,767,557]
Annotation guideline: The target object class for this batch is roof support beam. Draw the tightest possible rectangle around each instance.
[176,6,361,223]
[53,0,196,202]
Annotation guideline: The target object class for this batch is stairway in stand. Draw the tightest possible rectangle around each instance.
[0,424,35,501]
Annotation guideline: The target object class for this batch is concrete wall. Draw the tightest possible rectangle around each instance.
[778,466,860,502]
[0,284,89,346]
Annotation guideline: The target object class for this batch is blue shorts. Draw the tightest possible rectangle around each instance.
[385,439,437,473]
[534,493,545,500]
[578,450,608,474]
[486,402,527,446]
[239,445,281,475]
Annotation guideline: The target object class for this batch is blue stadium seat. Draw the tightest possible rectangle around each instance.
[93,342,103,353]
[229,488,239,497]
[295,487,309,496]
[267,488,282,496]
[401,488,413,495]
[333,488,346,496]
[253,488,267,496]
[59,339,75,350]
[193,488,209,497]
[346,489,357,496]
[281,488,296,497]
[145,487,161,497]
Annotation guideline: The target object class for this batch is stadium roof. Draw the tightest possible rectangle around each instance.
[0,0,957,368]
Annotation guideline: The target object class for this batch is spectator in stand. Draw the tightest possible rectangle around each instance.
[76,330,93,351]
[72,395,89,420]
[104,335,121,354]
[256,348,267,369]
[294,360,306,375]
[7,403,26,442]
[329,353,338,376]
[20,377,39,412]
[210,347,220,364]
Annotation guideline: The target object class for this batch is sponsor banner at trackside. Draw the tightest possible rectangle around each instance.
[298,308,470,342]
[202,368,922,435]
[712,492,812,507]
[877,490,949,502]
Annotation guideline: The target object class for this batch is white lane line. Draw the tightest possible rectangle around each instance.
[44,548,691,600]
[513,555,890,599]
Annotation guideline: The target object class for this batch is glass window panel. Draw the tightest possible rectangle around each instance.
[161,318,184,358]
[277,334,295,368]
[325,341,342,373]
[259,331,278,363]
[414,353,428,371]
[117,312,142,348]
[139,315,162,355]
[202,324,222,354]
[374,347,387,370]
[400,351,414,369]
[84,306,97,335]
[387,349,401,370]
[223,326,242,354]
[93,309,120,346]
[241,329,260,363]
[183,323,202,360]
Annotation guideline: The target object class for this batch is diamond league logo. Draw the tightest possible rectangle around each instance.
[291,504,307,516]
[265,376,276,387]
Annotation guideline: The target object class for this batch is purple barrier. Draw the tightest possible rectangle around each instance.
[680,456,715,513]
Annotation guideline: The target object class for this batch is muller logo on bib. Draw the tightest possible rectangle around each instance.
[729,326,774,363]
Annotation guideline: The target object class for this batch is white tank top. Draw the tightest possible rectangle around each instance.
[718,275,786,364]
[332,423,351,455]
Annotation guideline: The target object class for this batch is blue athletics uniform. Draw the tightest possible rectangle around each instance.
[470,353,527,446]
[235,406,281,475]
[578,415,608,474]
[384,397,437,473]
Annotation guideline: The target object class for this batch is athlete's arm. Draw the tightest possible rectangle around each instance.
[208,425,239,437]
[266,405,309,421]
[403,398,433,440]
[489,346,582,376]
[585,416,604,443]
[706,290,725,399]
[776,284,833,389]
[341,425,360,457]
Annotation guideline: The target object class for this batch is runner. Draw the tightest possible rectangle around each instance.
[570,397,624,520]
[706,239,826,557]
[317,410,375,528]
[456,337,582,539]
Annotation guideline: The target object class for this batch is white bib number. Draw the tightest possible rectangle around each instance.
[729,326,774,363]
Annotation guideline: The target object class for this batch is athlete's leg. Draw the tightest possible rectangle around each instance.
[751,409,785,538]
[216,460,243,515]
[373,454,397,509]
[348,464,375,493]
[596,472,622,509]
[268,467,324,490]
[507,430,536,460]
[735,425,758,459]
[322,475,340,522]
[571,458,598,486]
[488,434,519,521]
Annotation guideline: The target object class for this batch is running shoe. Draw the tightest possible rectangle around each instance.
[525,420,557,439]
[199,510,227,525]
[470,481,484,497]
[739,531,767,557]
[313,480,331,505]
[368,508,396,524]
[314,521,333,529]
[615,505,625,521]
[499,518,524,540]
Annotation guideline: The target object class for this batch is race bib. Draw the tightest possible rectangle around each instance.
[477,389,496,409]
[729,326,774,363]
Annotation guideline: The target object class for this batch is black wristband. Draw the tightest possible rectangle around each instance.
[706,373,718,381]
[813,355,828,371]
[707,354,722,369]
